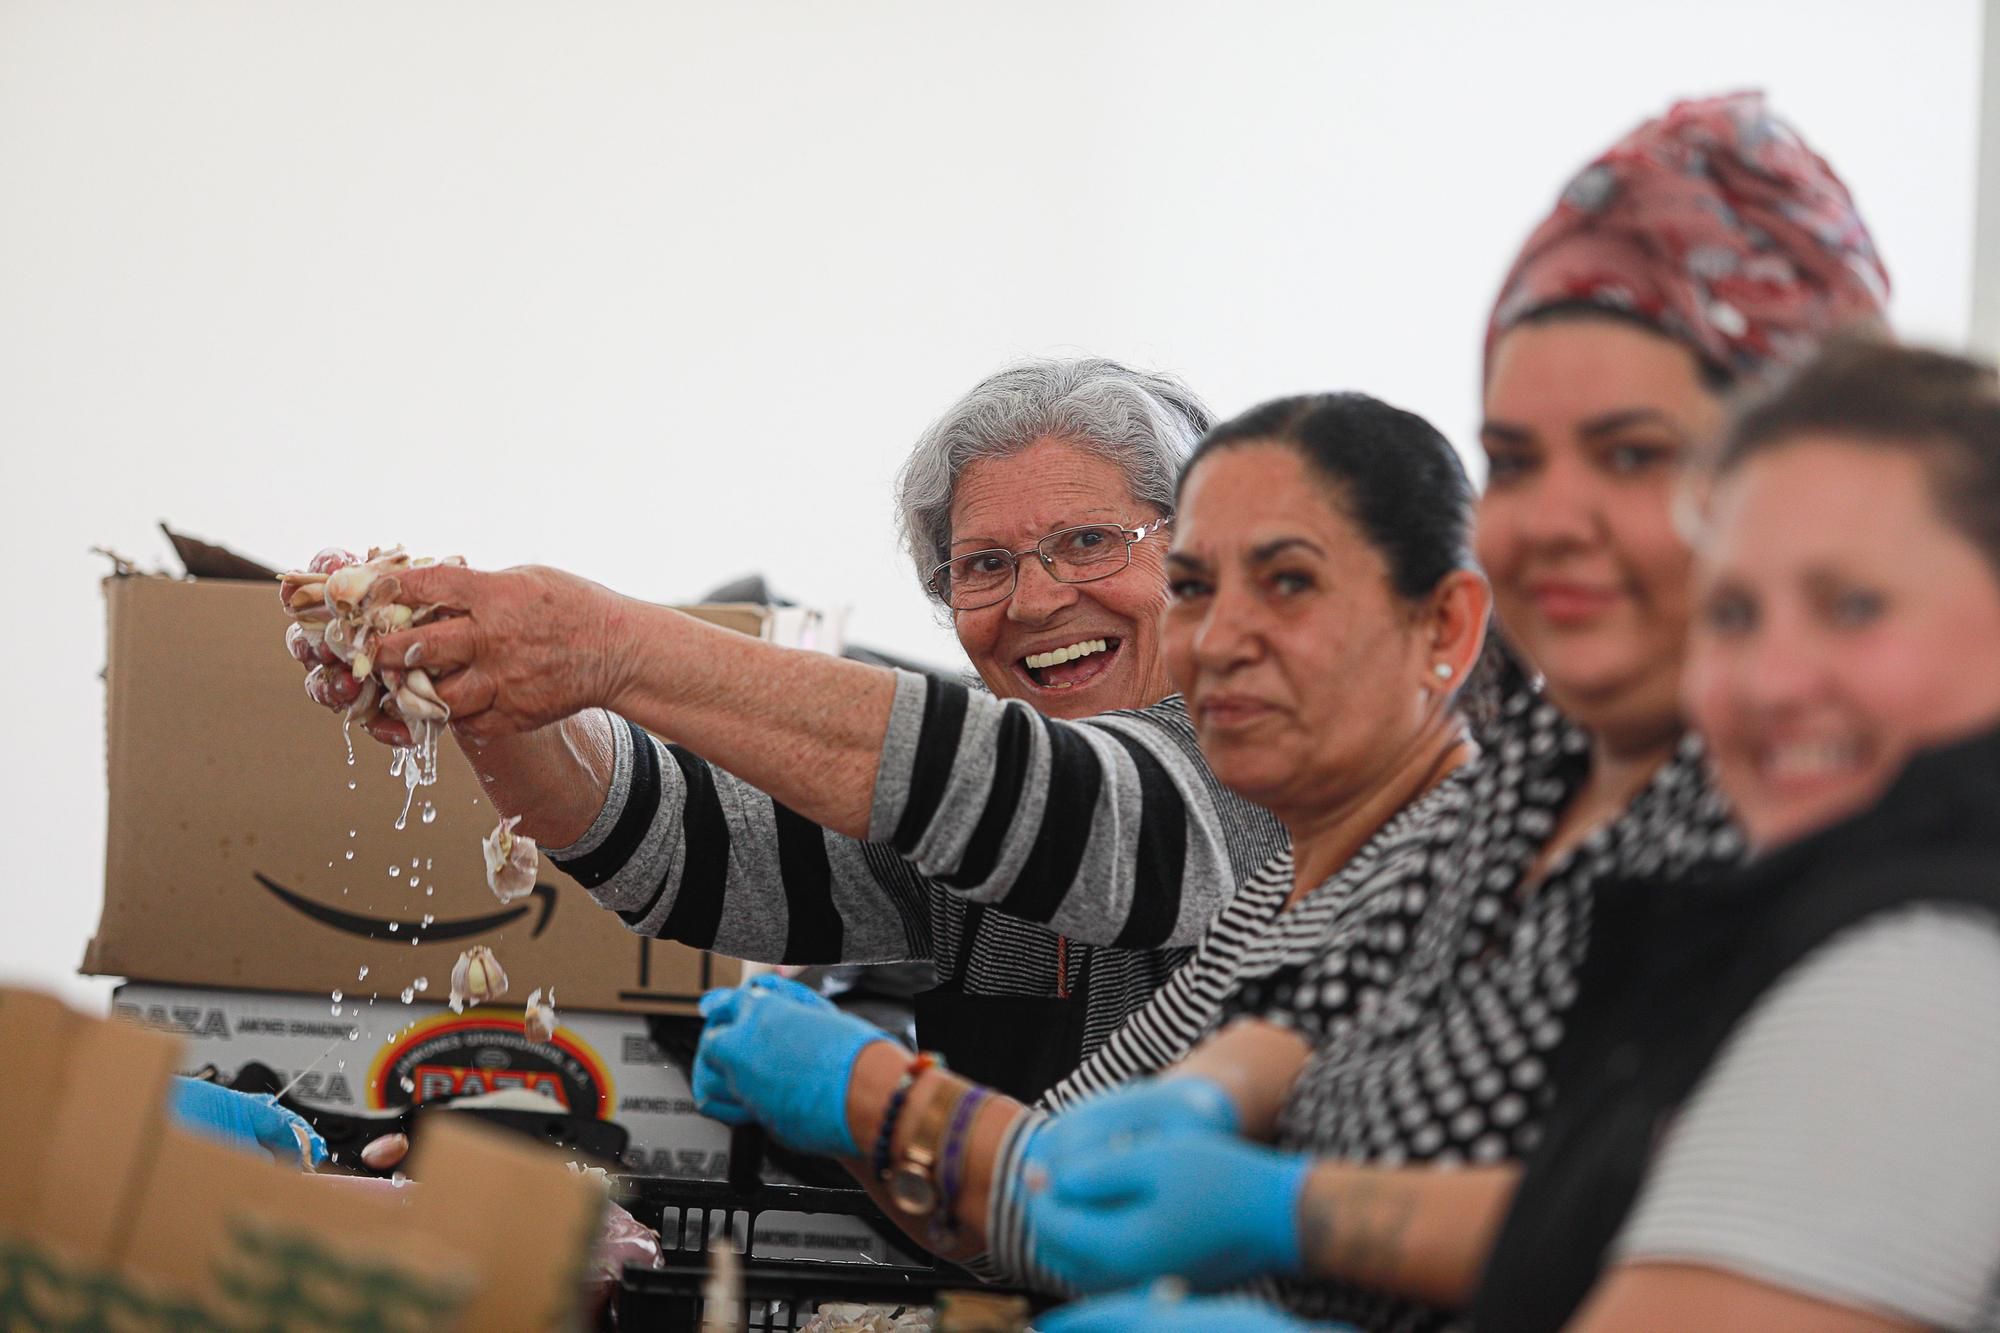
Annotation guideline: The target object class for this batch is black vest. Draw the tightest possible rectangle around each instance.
[1473,724,2000,1333]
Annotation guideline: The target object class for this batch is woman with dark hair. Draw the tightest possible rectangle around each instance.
[1471,340,2000,1332]
[1024,92,1888,1331]
[693,389,1496,1263]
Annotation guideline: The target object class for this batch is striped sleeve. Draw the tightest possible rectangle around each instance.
[870,671,1274,949]
[1614,907,2000,1330]
[546,712,927,965]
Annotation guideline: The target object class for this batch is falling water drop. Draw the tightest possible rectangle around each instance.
[347,780,357,791]
[421,802,437,825]
[412,977,428,992]
[425,885,434,897]
[331,990,343,1004]
[357,965,369,981]
[400,987,415,1004]
[389,866,402,879]
[388,921,400,934]
[400,1076,416,1094]
[344,850,355,861]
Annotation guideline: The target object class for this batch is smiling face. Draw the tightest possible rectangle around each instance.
[1687,437,2000,848]
[946,436,1174,718]
[1162,442,1462,818]
[1476,317,1727,750]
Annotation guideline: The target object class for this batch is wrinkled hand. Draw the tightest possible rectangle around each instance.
[693,975,894,1158]
[284,547,418,747]
[1028,1127,1309,1292]
[169,1077,328,1168]
[1034,1287,1331,1332]
[1023,1074,1238,1191]
[370,563,628,743]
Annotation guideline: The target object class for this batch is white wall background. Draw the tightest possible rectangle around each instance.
[1,0,1982,1011]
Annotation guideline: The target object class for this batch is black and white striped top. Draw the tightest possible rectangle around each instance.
[983,770,1478,1282]
[547,669,1287,1063]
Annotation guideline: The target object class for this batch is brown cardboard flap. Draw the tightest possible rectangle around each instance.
[0,985,601,1330]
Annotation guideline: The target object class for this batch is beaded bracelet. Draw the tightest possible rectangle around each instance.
[870,1052,936,1181]
[930,1085,991,1243]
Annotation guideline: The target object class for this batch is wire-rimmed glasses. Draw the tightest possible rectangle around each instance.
[925,516,1173,611]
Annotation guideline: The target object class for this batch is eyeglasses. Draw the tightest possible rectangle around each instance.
[926,516,1173,611]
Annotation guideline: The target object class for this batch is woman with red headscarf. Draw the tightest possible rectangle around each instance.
[1021,92,1893,1332]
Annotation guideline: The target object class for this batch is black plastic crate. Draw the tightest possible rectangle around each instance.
[606,1175,1040,1330]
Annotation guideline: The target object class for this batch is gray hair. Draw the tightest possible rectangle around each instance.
[894,357,1214,594]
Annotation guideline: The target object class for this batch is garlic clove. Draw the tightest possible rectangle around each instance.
[482,815,539,904]
[359,1133,410,1171]
[449,945,508,1011]
[523,986,558,1043]
[393,668,451,725]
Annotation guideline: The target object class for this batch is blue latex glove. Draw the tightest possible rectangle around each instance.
[1035,1286,1334,1332]
[169,1077,327,1168]
[693,973,894,1157]
[1028,1127,1310,1292]
[1022,1074,1238,1192]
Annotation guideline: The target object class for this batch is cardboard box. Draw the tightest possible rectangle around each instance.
[0,985,603,1330]
[86,573,838,1014]
[116,980,911,1267]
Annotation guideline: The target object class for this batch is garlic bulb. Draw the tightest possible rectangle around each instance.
[482,815,539,904]
[523,987,558,1043]
[448,945,509,1012]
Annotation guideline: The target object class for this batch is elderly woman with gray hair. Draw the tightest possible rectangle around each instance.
[315,358,1287,1100]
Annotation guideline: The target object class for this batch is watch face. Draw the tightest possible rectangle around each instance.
[888,1166,937,1216]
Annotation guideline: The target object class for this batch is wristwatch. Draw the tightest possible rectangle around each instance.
[887,1070,968,1218]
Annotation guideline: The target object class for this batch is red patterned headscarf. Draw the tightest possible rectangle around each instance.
[1486,92,1890,380]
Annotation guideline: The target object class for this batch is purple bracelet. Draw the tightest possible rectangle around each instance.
[931,1085,990,1241]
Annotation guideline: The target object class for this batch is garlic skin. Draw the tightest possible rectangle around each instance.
[482,815,540,904]
[523,987,558,1043]
[448,945,509,1012]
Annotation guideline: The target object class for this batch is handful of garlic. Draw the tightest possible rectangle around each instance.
[448,945,509,1012]
[483,815,540,904]
[279,544,466,787]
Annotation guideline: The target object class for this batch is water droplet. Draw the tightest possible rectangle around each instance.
[413,977,428,992]
[424,858,433,870]
[331,1002,342,1016]
[349,829,358,839]
[389,866,402,879]
[331,990,343,1004]
[400,987,415,1003]
[347,1028,360,1041]
[400,1076,416,1094]
[420,914,434,928]
[425,885,434,897]
[344,850,355,861]
[387,921,399,933]
[347,780,357,791]
[421,802,437,825]
[411,938,420,947]
[337,1059,346,1071]
[357,965,369,981]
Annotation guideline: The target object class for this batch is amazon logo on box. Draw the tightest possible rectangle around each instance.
[84,574,748,1015]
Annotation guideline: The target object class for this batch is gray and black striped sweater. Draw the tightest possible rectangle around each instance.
[548,670,1288,1065]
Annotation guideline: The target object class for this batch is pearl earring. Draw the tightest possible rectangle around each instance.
[1432,663,1453,681]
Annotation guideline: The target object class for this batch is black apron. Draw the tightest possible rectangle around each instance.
[914,904,1089,1104]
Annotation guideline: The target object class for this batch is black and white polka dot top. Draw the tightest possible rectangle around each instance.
[1235,686,1743,1331]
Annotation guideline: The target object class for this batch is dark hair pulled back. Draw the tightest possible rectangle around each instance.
[1178,391,1478,601]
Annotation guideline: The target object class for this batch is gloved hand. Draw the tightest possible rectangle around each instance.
[169,1077,328,1168]
[1034,1285,1331,1332]
[1028,1127,1310,1292]
[693,973,895,1158]
[1022,1074,1238,1190]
